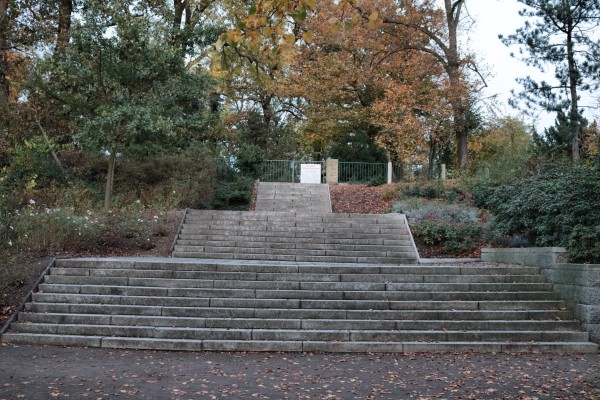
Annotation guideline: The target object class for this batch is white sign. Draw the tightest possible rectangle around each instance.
[300,164,321,184]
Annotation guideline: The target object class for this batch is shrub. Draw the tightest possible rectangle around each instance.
[235,144,265,179]
[394,196,494,256]
[0,205,169,290]
[208,176,254,210]
[568,225,600,263]
[401,181,447,200]
[381,184,401,201]
[6,206,162,253]
[415,203,475,222]
[481,166,600,262]
[367,176,386,187]
[411,219,486,255]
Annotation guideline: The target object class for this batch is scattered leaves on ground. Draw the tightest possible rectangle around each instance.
[330,184,395,214]
[0,347,598,399]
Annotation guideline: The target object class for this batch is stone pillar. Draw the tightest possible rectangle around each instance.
[326,158,338,184]
[387,161,393,184]
[441,164,447,180]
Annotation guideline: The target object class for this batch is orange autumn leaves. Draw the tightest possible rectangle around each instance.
[286,0,451,162]
[216,0,455,162]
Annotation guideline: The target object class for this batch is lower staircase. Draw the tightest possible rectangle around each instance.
[1,183,597,352]
[1,257,596,352]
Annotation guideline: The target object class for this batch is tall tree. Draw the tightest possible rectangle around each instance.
[501,0,600,164]
[210,0,306,158]
[31,0,214,210]
[346,0,481,168]
[288,1,449,163]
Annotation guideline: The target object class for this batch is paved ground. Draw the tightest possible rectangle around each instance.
[0,344,598,399]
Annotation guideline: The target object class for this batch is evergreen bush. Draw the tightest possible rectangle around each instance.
[480,166,600,263]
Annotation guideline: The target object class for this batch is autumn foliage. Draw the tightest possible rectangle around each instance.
[281,1,451,163]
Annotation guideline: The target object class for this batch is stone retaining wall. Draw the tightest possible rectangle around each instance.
[482,247,600,343]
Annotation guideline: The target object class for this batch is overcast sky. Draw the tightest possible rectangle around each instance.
[464,0,598,131]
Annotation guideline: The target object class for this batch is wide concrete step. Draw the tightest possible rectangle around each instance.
[175,237,414,246]
[2,333,596,353]
[181,222,407,232]
[171,252,417,264]
[30,293,568,311]
[173,244,414,253]
[43,274,549,288]
[36,283,562,302]
[178,227,409,236]
[24,303,573,320]
[8,323,590,342]
[41,276,554,292]
[48,269,548,283]
[172,246,401,258]
[183,215,404,226]
[53,259,544,275]
[184,211,405,221]
[17,313,584,331]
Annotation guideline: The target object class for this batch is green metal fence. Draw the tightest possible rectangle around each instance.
[338,162,387,183]
[215,158,432,183]
[259,160,326,183]
[390,163,429,182]
[337,162,430,183]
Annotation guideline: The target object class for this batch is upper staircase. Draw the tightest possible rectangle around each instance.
[255,182,332,213]
[172,180,419,264]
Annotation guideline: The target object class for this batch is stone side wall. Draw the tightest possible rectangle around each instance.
[482,247,600,343]
[481,247,568,267]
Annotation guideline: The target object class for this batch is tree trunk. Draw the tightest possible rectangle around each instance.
[56,0,72,55]
[566,13,580,164]
[453,100,468,169]
[172,0,185,44]
[0,0,10,137]
[104,146,117,211]
[444,0,469,169]
[428,140,438,180]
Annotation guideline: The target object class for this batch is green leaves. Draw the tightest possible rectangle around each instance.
[26,1,215,208]
[482,166,600,262]
[290,6,308,22]
[35,3,213,155]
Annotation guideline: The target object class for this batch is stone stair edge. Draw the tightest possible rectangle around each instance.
[8,323,590,342]
[2,333,597,353]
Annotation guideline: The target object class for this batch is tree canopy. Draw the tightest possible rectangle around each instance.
[1,0,599,214]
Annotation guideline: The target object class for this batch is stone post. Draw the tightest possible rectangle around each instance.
[387,161,393,184]
[326,158,338,184]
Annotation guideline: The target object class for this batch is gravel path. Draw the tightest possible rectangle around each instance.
[1,344,598,399]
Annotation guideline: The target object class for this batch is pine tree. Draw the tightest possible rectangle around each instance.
[501,0,600,164]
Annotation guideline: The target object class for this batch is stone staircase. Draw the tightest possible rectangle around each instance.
[1,182,597,352]
[1,257,596,352]
[172,210,419,264]
[255,182,331,212]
